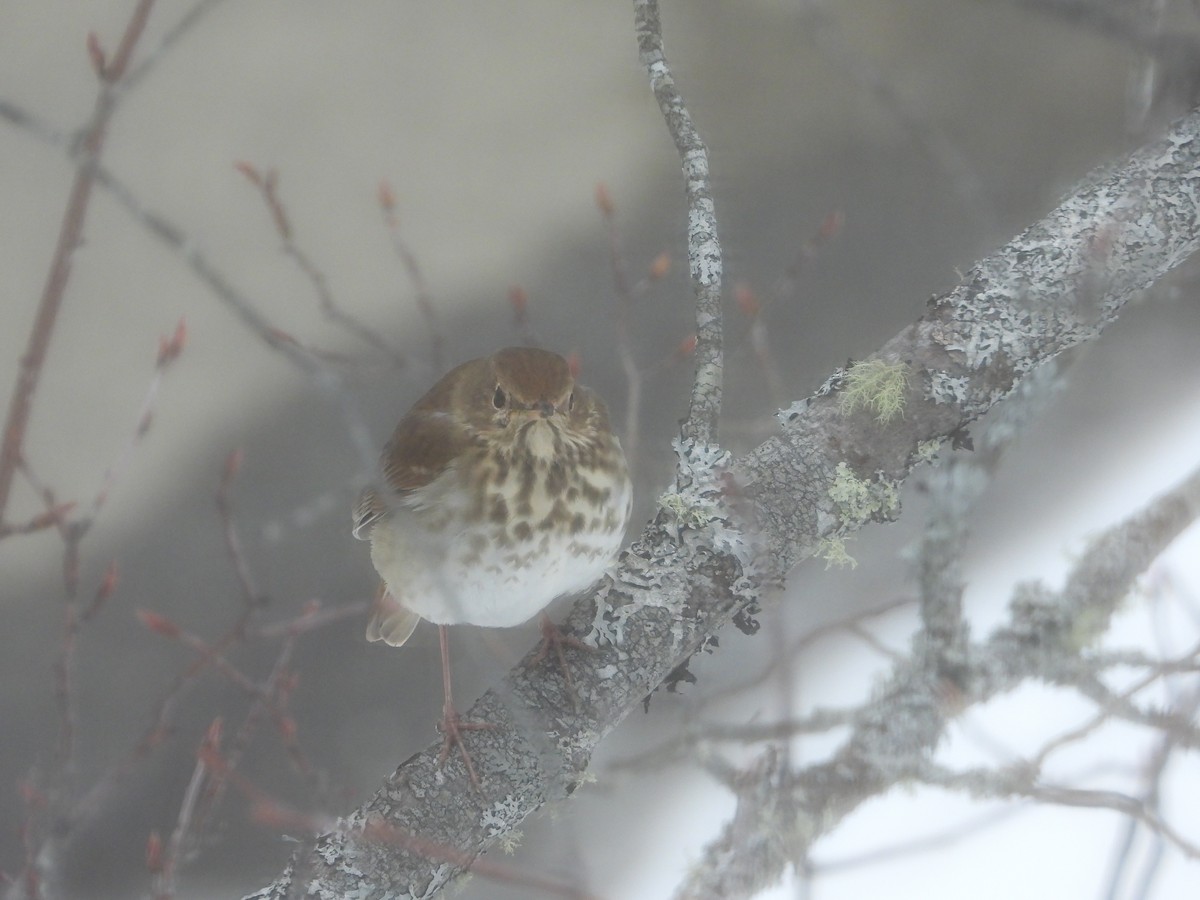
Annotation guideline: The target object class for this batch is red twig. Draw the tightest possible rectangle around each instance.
[595,183,672,472]
[15,780,48,900]
[137,609,261,693]
[0,0,158,525]
[0,500,76,539]
[595,183,644,472]
[216,448,261,607]
[151,719,223,900]
[250,598,369,639]
[67,606,257,835]
[81,561,118,622]
[726,210,843,412]
[733,283,787,409]
[508,284,539,347]
[193,609,317,833]
[88,317,187,526]
[39,312,179,888]
[69,596,349,854]
[773,208,843,301]
[100,0,157,83]
[379,179,444,370]
[237,163,405,366]
[52,602,83,785]
[82,457,339,846]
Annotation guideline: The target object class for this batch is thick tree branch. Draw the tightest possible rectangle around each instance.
[676,459,1200,897]
[739,105,1200,575]
[245,105,1200,900]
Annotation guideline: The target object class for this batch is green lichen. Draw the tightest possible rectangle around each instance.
[915,439,941,465]
[829,462,899,527]
[819,537,858,570]
[840,358,910,423]
[497,830,524,855]
[658,490,718,529]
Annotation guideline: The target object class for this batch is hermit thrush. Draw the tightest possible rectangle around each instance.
[353,346,632,783]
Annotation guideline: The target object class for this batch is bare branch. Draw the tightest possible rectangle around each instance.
[739,107,1200,578]
[0,0,158,522]
[246,102,1200,900]
[675,458,1200,897]
[378,179,445,372]
[237,164,406,366]
[633,0,723,446]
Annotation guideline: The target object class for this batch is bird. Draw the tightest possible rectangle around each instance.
[353,346,632,784]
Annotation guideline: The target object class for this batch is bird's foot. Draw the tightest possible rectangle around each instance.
[436,702,495,789]
[532,612,594,710]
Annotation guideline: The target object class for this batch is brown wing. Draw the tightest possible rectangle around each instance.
[380,409,473,492]
[351,407,476,539]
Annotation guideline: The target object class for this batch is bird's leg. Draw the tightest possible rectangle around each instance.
[532,612,594,710]
[435,624,493,788]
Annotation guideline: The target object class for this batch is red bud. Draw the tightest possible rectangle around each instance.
[734,284,759,317]
[594,183,614,216]
[28,502,76,532]
[224,448,244,481]
[137,609,181,640]
[97,561,118,601]
[377,179,396,212]
[819,209,845,240]
[276,716,297,742]
[233,161,262,185]
[202,717,223,753]
[86,32,106,78]
[508,285,528,319]
[648,252,671,280]
[145,831,163,873]
[156,318,187,367]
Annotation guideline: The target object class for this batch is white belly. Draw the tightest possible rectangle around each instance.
[369,457,631,628]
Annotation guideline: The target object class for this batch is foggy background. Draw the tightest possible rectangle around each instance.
[2,1,1198,897]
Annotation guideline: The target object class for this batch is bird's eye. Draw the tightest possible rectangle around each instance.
[492,386,507,409]
[568,392,576,411]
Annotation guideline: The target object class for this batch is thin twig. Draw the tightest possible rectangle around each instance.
[80,158,382,473]
[0,0,158,522]
[190,627,305,850]
[249,598,369,640]
[88,318,187,523]
[0,97,70,146]
[1105,576,1200,900]
[701,595,914,705]
[508,284,540,348]
[596,183,644,472]
[378,179,444,371]
[731,284,787,410]
[633,0,723,446]
[152,720,223,900]
[123,0,233,94]
[5,7,161,892]
[216,448,261,607]
[237,164,405,366]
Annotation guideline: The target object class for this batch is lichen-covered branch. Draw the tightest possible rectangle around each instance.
[634,0,723,446]
[738,105,1200,577]
[244,103,1200,900]
[675,461,1200,898]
